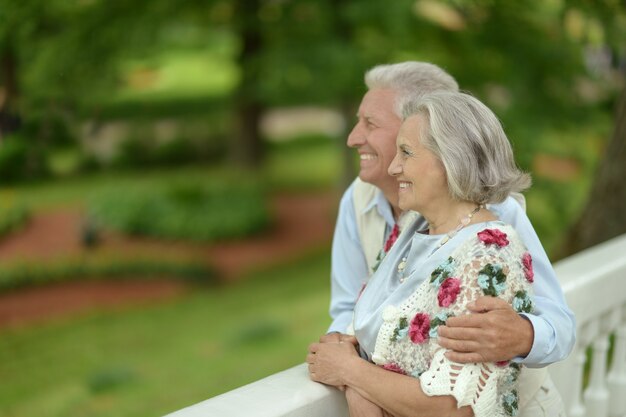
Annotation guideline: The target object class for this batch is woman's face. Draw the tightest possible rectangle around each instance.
[387,114,448,212]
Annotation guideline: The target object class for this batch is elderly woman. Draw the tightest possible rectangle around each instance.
[307,91,565,417]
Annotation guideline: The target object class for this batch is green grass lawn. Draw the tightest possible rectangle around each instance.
[113,50,238,104]
[0,249,332,417]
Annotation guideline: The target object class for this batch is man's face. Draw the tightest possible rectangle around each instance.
[347,88,402,190]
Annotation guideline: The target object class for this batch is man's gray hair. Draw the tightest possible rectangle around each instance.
[365,62,459,117]
[402,91,531,204]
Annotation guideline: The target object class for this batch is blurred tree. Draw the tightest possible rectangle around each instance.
[240,0,605,170]
[226,0,369,168]
[0,2,45,136]
[1,0,624,191]
[232,0,264,168]
[0,0,171,181]
[556,0,626,256]
[0,0,178,138]
[559,84,626,256]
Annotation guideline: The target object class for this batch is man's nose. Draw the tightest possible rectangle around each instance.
[347,124,365,148]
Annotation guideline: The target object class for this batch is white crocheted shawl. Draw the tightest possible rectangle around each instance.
[372,224,534,417]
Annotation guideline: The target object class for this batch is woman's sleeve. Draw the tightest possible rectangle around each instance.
[419,227,534,417]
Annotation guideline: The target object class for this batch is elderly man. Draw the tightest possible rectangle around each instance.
[316,62,575,412]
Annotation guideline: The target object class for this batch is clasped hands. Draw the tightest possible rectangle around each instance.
[307,333,360,389]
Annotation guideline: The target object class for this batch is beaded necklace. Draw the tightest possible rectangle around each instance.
[397,204,484,283]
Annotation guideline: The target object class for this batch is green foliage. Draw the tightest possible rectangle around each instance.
[0,134,49,184]
[112,134,227,169]
[97,95,231,121]
[21,112,76,149]
[0,200,30,238]
[3,0,623,176]
[90,181,270,242]
[97,111,232,170]
[110,45,239,105]
[1,0,167,109]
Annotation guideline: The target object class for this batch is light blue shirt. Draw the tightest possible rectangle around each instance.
[328,181,576,367]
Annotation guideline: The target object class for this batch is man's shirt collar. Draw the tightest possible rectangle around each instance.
[361,187,395,227]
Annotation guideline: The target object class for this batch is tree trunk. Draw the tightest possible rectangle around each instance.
[234,99,263,168]
[331,0,357,189]
[0,43,22,137]
[232,0,264,169]
[558,87,626,258]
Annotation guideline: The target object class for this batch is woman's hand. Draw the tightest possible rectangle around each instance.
[307,339,360,387]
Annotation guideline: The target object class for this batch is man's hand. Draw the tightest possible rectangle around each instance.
[319,332,358,347]
[437,296,534,363]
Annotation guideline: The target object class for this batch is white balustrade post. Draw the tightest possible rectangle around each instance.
[607,314,626,417]
[570,346,589,417]
[584,330,611,417]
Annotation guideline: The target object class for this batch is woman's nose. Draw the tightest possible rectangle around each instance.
[388,154,401,176]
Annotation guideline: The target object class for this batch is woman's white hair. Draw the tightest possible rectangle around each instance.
[402,91,531,204]
[365,62,459,117]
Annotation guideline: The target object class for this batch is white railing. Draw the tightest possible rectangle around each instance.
[547,234,626,417]
[167,233,626,417]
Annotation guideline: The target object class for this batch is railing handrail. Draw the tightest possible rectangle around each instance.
[548,234,626,326]
[165,364,347,417]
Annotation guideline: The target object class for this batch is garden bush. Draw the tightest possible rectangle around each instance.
[0,134,49,183]
[0,256,215,292]
[111,131,227,168]
[108,110,231,169]
[22,112,75,149]
[0,201,30,238]
[89,180,270,241]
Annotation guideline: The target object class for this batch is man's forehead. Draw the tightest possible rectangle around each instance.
[358,89,398,118]
[361,88,396,104]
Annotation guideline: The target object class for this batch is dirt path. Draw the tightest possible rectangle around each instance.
[0,191,338,329]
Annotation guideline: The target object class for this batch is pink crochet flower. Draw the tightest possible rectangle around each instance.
[522,252,534,283]
[384,224,400,253]
[496,360,510,367]
[477,229,509,247]
[437,278,461,307]
[382,362,406,375]
[409,313,430,344]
